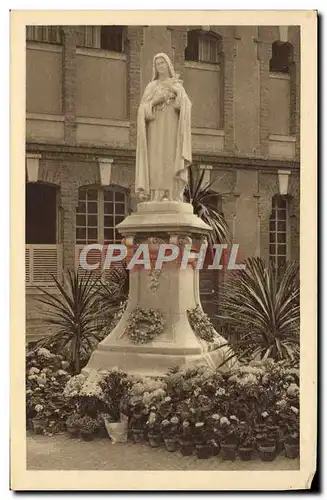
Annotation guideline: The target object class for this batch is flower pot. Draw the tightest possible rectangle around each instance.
[180,441,194,457]
[238,447,253,461]
[105,420,128,444]
[32,418,45,435]
[67,426,79,438]
[81,431,94,442]
[164,438,178,452]
[220,443,237,461]
[132,428,144,443]
[210,440,220,457]
[148,433,162,448]
[258,444,277,462]
[195,444,212,459]
[284,442,299,459]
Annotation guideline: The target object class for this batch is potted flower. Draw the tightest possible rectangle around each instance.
[129,402,147,443]
[146,409,162,448]
[79,415,98,441]
[238,421,255,461]
[32,404,46,434]
[255,416,277,462]
[179,420,194,456]
[220,416,239,461]
[193,421,212,459]
[281,406,300,459]
[65,413,80,438]
[209,414,221,456]
[161,416,179,452]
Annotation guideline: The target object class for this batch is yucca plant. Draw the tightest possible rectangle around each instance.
[184,167,230,248]
[215,257,300,366]
[34,269,103,374]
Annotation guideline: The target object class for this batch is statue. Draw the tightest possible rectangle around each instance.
[135,53,192,202]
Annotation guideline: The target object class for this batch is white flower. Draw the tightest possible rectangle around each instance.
[29,367,40,375]
[57,369,68,376]
[164,396,171,403]
[230,415,239,422]
[35,404,43,412]
[261,411,269,418]
[182,421,190,428]
[220,417,230,426]
[291,406,299,414]
[37,348,52,358]
[195,422,204,428]
[211,414,220,420]
[215,388,226,396]
[170,416,179,425]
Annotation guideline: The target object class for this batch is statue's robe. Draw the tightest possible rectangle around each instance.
[136,78,192,201]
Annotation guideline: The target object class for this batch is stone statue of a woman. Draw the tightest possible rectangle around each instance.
[135,53,192,202]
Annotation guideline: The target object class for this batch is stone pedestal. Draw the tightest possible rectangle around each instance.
[85,201,230,377]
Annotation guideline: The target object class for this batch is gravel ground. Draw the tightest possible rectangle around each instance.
[27,433,300,471]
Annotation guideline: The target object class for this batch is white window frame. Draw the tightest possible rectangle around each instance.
[76,186,128,245]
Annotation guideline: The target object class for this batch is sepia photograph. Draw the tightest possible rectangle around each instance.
[10,10,317,491]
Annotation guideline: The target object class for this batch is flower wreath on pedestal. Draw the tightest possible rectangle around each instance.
[125,307,165,344]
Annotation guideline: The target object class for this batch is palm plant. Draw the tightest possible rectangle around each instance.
[34,269,102,374]
[215,257,300,366]
[184,167,230,248]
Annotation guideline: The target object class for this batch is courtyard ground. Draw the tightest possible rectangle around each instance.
[27,433,300,471]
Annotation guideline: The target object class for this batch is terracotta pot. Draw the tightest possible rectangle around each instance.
[67,426,79,438]
[32,418,45,435]
[238,447,253,461]
[195,444,212,459]
[164,438,178,452]
[132,429,144,443]
[210,440,220,457]
[284,442,299,459]
[81,431,95,442]
[258,444,277,462]
[220,443,237,461]
[148,433,162,448]
[180,441,194,456]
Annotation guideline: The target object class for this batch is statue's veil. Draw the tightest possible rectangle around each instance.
[152,53,176,80]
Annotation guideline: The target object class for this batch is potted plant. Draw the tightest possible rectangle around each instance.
[65,413,80,438]
[146,410,162,448]
[193,421,212,459]
[129,402,147,443]
[280,406,300,459]
[238,422,255,461]
[79,415,98,441]
[179,420,194,456]
[256,419,277,462]
[161,416,179,452]
[209,414,221,457]
[31,404,47,434]
[220,416,239,461]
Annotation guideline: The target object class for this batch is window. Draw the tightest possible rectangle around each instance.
[26,25,63,44]
[76,187,127,245]
[269,196,289,271]
[269,41,293,74]
[100,26,125,52]
[185,30,222,64]
[76,26,125,52]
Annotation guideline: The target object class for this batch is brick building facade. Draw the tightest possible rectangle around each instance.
[25,25,300,340]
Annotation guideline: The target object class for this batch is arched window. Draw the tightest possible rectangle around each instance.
[185,29,222,64]
[75,186,128,245]
[76,26,126,52]
[269,195,290,271]
[269,41,293,74]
